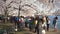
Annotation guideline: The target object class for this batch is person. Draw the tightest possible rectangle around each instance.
[20,16,25,28]
[28,17,34,31]
[36,19,42,34]
[43,16,47,30]
[40,16,47,34]
[42,24,46,34]
[34,16,43,34]
[14,16,19,31]
[37,18,46,34]
[46,17,50,31]
[34,16,39,33]
[18,18,22,31]
[34,19,38,33]
[14,16,19,26]
[42,18,46,34]
[25,17,29,28]
[53,16,58,31]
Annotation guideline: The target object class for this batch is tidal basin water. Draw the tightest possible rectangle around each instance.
[48,16,60,29]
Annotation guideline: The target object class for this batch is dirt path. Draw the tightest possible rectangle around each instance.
[15,28,60,34]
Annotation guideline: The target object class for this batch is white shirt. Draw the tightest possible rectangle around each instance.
[21,18,25,23]
[48,20,50,24]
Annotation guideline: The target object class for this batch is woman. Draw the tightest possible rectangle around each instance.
[43,16,47,29]
[46,17,50,31]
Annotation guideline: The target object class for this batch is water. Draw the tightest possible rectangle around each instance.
[48,16,60,29]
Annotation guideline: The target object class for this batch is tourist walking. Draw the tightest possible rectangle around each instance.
[14,16,19,31]
[46,17,50,31]
[34,19,38,33]
[37,19,42,34]
[28,17,34,31]
[53,16,58,31]
[20,16,25,28]
[34,16,42,34]
[37,18,46,34]
[43,16,47,30]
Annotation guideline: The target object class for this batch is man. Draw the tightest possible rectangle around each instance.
[53,16,58,31]
[37,19,42,34]
[14,16,19,31]
[34,19,38,33]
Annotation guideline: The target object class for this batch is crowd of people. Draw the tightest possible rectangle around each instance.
[0,15,58,34]
[12,15,58,34]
